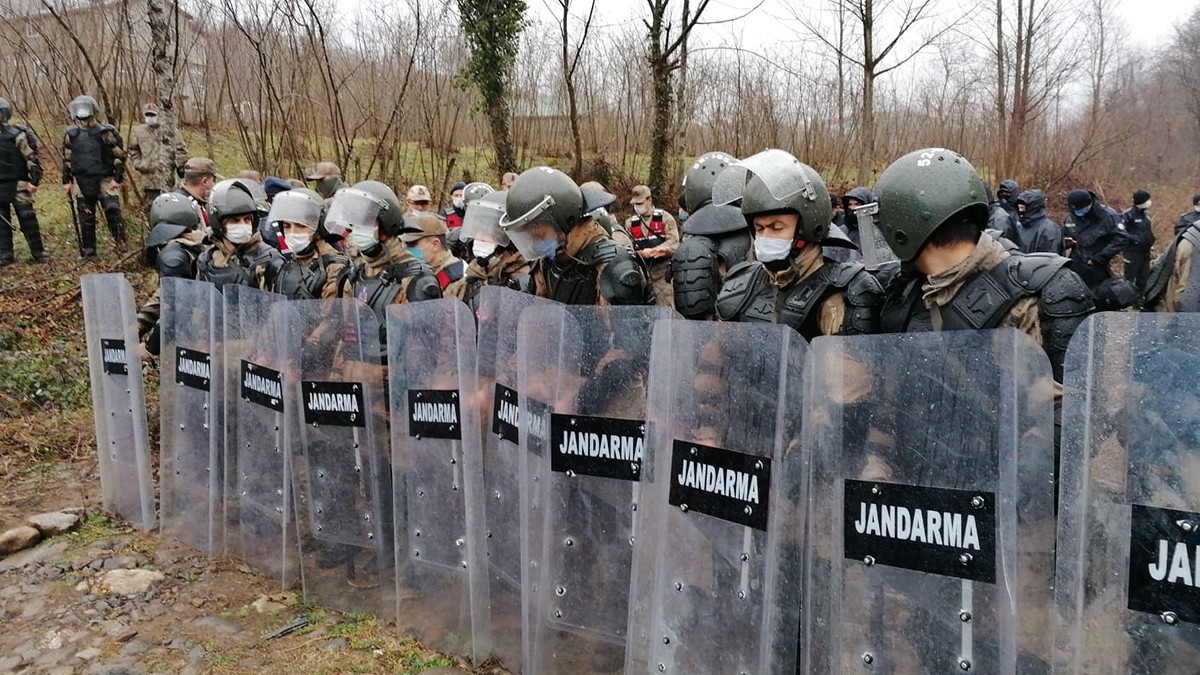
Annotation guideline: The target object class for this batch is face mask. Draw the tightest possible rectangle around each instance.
[634,204,648,216]
[407,246,425,260]
[1072,207,1089,218]
[1140,200,1151,209]
[754,236,793,263]
[225,222,253,244]
[452,197,465,210]
[677,210,688,223]
[347,225,378,251]
[315,177,339,199]
[145,116,160,127]
[532,238,562,260]
[284,232,313,253]
[473,240,498,259]
[1193,204,1200,213]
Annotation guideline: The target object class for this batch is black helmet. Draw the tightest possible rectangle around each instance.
[68,95,100,120]
[145,192,201,249]
[500,167,585,232]
[0,98,11,125]
[680,151,737,212]
[875,148,987,261]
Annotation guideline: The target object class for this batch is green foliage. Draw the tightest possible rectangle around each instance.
[61,514,122,545]
[0,338,91,413]
[455,0,527,101]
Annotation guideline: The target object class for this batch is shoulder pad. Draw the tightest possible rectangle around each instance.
[599,250,650,305]
[1038,267,1094,318]
[320,252,350,268]
[682,204,747,236]
[406,272,443,302]
[715,261,775,322]
[273,260,312,300]
[1005,252,1069,292]
[146,221,190,249]
[65,126,80,137]
[835,263,885,309]
[156,242,196,279]
[580,236,624,265]
[1183,226,1200,251]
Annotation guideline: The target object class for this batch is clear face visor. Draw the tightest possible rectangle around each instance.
[70,101,95,119]
[711,149,812,207]
[460,200,510,246]
[268,192,324,231]
[325,188,387,237]
[503,212,563,260]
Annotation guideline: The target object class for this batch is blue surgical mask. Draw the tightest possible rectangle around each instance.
[407,246,424,260]
[533,238,562,260]
[1072,207,1089,217]
[678,210,689,223]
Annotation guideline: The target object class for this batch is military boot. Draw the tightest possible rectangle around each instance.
[78,198,98,257]
[15,204,47,262]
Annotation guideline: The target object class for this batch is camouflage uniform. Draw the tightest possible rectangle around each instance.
[62,116,127,255]
[400,212,468,300]
[128,105,188,212]
[0,111,47,264]
[624,205,680,307]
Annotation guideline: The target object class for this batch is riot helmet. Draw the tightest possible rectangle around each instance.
[232,177,270,214]
[68,95,100,120]
[207,179,260,240]
[875,148,988,261]
[499,167,586,260]
[461,191,512,260]
[680,151,737,212]
[145,192,201,249]
[269,189,326,254]
[0,99,11,125]
[462,181,494,205]
[353,180,405,236]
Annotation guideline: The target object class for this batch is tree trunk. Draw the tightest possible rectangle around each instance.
[858,0,876,186]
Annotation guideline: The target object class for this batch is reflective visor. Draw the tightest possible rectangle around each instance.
[267,191,323,231]
[461,199,509,246]
[325,188,387,237]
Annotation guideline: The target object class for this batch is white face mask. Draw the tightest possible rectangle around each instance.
[225,222,253,244]
[1140,200,1152,209]
[145,115,160,127]
[452,197,465,210]
[472,240,498,259]
[347,224,379,251]
[754,236,792,262]
[1194,204,1200,213]
[634,203,648,216]
[284,232,313,252]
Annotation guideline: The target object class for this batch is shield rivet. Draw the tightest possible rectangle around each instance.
[959,610,972,623]
[970,496,984,509]
[662,637,670,645]
[1162,611,1179,626]
[744,506,753,515]
[871,485,880,496]
[553,610,563,619]
[1178,520,1197,533]
[959,658,971,671]
[959,553,973,565]
[680,504,689,513]
[657,665,666,673]
[862,652,874,665]
[564,538,574,547]
[863,556,875,567]
[674,582,684,592]
[740,553,749,562]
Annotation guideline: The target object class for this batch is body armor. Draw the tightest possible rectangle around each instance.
[196,245,284,292]
[0,126,33,182]
[300,252,350,298]
[539,237,648,305]
[66,125,116,178]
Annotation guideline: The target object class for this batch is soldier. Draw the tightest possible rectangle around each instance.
[0,97,48,264]
[400,212,468,299]
[626,184,680,307]
[406,185,434,214]
[1121,189,1154,288]
[1011,189,1063,255]
[136,192,208,356]
[1141,207,1200,312]
[305,161,346,201]
[1062,188,1127,290]
[1174,193,1200,235]
[174,157,220,233]
[195,180,289,292]
[713,149,883,341]
[498,167,649,305]
[839,186,876,251]
[580,180,633,248]
[270,188,348,299]
[461,190,532,309]
[61,95,127,257]
[440,181,467,228]
[875,148,1093,381]
[127,103,188,214]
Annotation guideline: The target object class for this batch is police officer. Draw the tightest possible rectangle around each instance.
[270,188,348,299]
[196,180,289,292]
[400,212,468,299]
[626,184,680,307]
[461,190,532,309]
[875,148,1093,381]
[0,98,47,264]
[440,181,467,228]
[714,149,883,340]
[499,167,649,305]
[1011,189,1063,255]
[62,95,127,257]
[1121,189,1154,288]
[1175,193,1200,236]
[671,151,752,320]
[136,192,208,356]
[127,103,188,214]
[305,161,346,201]
[1062,188,1127,289]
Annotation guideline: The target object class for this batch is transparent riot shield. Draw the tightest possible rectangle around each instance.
[1055,313,1200,673]
[518,304,675,674]
[160,277,225,556]
[288,298,390,616]
[802,329,1056,673]
[81,273,154,531]
[223,285,299,588]
[387,299,488,663]
[626,320,806,674]
[476,286,557,671]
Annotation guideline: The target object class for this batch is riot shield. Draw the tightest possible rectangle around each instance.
[160,277,225,556]
[223,285,299,588]
[288,298,391,616]
[518,304,675,674]
[627,319,806,674]
[802,329,1056,673]
[1055,313,1200,672]
[81,273,154,531]
[387,299,488,663]
[475,286,558,671]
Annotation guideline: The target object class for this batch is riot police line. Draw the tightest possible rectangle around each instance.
[82,269,1200,674]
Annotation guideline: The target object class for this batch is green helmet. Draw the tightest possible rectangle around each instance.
[207,179,259,237]
[146,192,201,248]
[351,180,405,236]
[68,95,99,120]
[713,149,831,244]
[875,148,987,261]
[500,167,585,233]
[0,98,11,125]
[680,151,736,212]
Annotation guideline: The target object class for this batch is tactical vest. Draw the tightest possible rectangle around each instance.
[301,252,349,298]
[629,211,667,251]
[0,126,28,182]
[67,125,113,178]
[338,258,436,360]
[196,245,282,292]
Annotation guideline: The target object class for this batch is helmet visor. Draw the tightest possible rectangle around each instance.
[325,188,387,237]
[504,212,563,260]
[461,199,510,246]
[712,149,810,207]
[70,100,95,119]
[268,191,324,231]
[499,194,555,230]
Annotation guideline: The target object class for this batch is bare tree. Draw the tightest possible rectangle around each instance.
[645,0,712,197]
[556,0,597,179]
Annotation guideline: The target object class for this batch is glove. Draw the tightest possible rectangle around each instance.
[176,165,186,178]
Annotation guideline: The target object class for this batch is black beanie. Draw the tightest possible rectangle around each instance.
[1133,189,1151,206]
[1067,189,1093,209]
[1192,193,1200,205]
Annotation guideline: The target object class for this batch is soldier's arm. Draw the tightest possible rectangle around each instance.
[1095,218,1129,263]
[61,132,73,185]
[15,130,43,185]
[658,212,681,255]
[127,130,142,168]
[1165,238,1194,313]
[103,128,127,181]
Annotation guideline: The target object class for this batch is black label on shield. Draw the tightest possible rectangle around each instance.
[175,346,211,391]
[843,480,996,583]
[550,413,644,482]
[301,380,366,427]
[100,338,128,375]
[492,383,520,444]
[1128,503,1200,624]
[669,440,771,531]
[408,389,462,439]
[524,398,552,457]
[240,360,284,412]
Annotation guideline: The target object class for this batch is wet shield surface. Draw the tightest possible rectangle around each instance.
[475,286,557,671]
[388,299,489,663]
[81,273,154,531]
[1055,313,1200,673]
[627,320,807,674]
[802,329,1056,673]
[160,277,225,555]
[288,298,390,616]
[518,304,674,674]
[223,285,298,587]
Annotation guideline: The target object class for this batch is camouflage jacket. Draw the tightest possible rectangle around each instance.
[128,123,188,191]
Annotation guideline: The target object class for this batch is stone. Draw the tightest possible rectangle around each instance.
[0,526,42,555]
[76,648,103,661]
[319,637,348,651]
[251,595,286,614]
[27,511,83,536]
[0,541,70,571]
[0,654,27,671]
[118,639,150,657]
[93,569,165,596]
[192,616,240,635]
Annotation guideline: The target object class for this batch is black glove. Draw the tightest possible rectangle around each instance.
[176,165,186,179]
